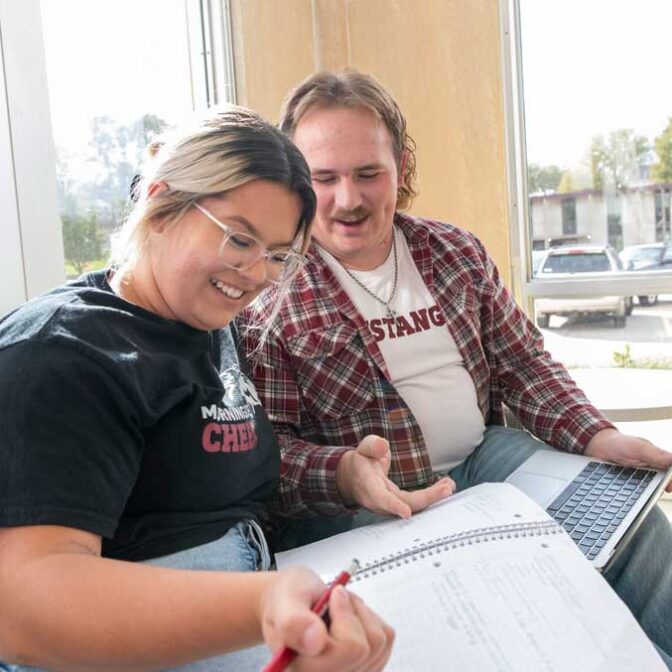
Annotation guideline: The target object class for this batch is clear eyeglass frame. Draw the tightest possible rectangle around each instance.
[193,202,307,284]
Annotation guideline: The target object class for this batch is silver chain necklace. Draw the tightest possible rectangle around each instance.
[341,232,398,319]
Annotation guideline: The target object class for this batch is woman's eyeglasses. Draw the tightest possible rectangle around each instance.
[194,203,307,284]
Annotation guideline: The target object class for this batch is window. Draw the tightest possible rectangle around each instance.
[606,193,623,250]
[663,244,672,264]
[503,0,672,368]
[541,251,611,275]
[0,1,234,313]
[561,198,577,236]
[654,189,671,241]
[41,0,235,278]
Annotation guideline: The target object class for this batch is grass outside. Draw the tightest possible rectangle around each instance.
[611,344,672,370]
[65,258,109,279]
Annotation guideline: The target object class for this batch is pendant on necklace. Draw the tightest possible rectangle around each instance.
[385,306,398,320]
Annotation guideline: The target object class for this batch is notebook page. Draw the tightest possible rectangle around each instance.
[349,529,665,671]
[275,482,666,671]
[276,483,550,578]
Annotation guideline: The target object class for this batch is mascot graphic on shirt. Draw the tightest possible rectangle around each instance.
[219,368,261,408]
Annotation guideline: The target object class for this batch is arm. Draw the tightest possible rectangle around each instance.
[241,321,453,518]
[470,237,671,476]
[0,525,393,671]
[471,236,613,453]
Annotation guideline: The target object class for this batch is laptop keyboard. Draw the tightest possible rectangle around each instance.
[546,461,656,560]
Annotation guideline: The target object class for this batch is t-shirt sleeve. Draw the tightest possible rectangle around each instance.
[0,340,144,537]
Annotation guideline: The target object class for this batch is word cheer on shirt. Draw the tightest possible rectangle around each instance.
[0,271,279,562]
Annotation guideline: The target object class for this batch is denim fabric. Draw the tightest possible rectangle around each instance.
[277,425,672,668]
[449,426,672,667]
[1,520,272,672]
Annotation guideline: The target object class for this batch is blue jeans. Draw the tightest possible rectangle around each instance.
[278,425,672,668]
[1,519,273,672]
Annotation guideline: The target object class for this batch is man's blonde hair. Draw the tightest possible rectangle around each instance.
[279,70,418,210]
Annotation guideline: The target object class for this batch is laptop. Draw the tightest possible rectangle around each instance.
[505,450,672,572]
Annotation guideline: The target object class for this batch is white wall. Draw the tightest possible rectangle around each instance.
[621,191,656,246]
[0,0,64,315]
[578,194,607,245]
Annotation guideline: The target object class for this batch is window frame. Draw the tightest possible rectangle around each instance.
[0,0,235,315]
[500,0,672,310]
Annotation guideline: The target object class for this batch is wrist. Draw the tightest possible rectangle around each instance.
[336,450,356,505]
[255,571,279,636]
[585,427,619,456]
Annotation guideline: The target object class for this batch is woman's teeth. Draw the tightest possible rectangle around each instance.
[210,279,244,299]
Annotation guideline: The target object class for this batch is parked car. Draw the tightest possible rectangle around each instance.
[535,245,633,328]
[618,242,672,306]
[531,249,547,276]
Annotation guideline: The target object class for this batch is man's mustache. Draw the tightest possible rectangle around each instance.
[330,207,370,221]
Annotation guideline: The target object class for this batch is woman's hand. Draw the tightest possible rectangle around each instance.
[336,435,455,518]
[260,566,394,671]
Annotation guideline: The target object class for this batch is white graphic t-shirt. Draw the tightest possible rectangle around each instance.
[318,227,485,471]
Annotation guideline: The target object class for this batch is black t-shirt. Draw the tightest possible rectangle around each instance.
[0,271,279,561]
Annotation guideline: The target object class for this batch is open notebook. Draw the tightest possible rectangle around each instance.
[276,483,665,671]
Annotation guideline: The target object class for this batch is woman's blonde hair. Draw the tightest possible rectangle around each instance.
[114,106,316,265]
[279,69,418,210]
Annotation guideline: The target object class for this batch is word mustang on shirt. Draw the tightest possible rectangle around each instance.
[367,305,446,342]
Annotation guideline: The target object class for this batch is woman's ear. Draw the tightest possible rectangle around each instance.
[147,180,169,199]
[146,181,170,233]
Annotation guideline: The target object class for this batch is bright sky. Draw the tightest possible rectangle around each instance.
[41,0,194,151]
[41,0,672,173]
[521,0,672,168]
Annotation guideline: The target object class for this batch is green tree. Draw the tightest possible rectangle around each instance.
[589,130,649,191]
[527,163,563,194]
[61,212,103,276]
[85,113,169,227]
[651,118,672,240]
[652,117,672,183]
[558,171,574,194]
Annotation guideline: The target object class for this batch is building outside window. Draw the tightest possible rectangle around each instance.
[561,197,577,236]
[508,0,672,370]
[654,189,671,241]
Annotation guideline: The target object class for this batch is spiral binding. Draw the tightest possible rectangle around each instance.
[352,520,561,581]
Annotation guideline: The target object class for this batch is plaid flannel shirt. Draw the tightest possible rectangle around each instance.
[240,213,613,516]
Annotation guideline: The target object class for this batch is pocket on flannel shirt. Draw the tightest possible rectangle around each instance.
[286,323,376,418]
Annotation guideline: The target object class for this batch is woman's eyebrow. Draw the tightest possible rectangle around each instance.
[224,215,295,248]
[224,214,258,236]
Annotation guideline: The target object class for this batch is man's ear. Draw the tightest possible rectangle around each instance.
[147,180,169,199]
[397,152,408,188]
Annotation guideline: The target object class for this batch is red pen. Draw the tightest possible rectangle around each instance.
[261,559,361,672]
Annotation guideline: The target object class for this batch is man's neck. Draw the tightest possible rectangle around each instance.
[316,229,396,272]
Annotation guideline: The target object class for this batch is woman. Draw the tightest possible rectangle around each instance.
[0,108,393,671]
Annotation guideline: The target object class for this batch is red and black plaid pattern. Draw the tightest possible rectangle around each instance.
[240,213,613,515]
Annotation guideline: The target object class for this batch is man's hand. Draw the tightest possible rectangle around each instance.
[585,428,672,492]
[260,566,394,671]
[335,435,455,518]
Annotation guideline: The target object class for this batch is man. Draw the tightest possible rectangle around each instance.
[241,70,672,663]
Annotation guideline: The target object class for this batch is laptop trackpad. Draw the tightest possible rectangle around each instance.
[506,472,568,508]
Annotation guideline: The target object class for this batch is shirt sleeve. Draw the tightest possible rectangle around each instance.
[0,340,144,536]
[471,236,614,453]
[239,320,353,517]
